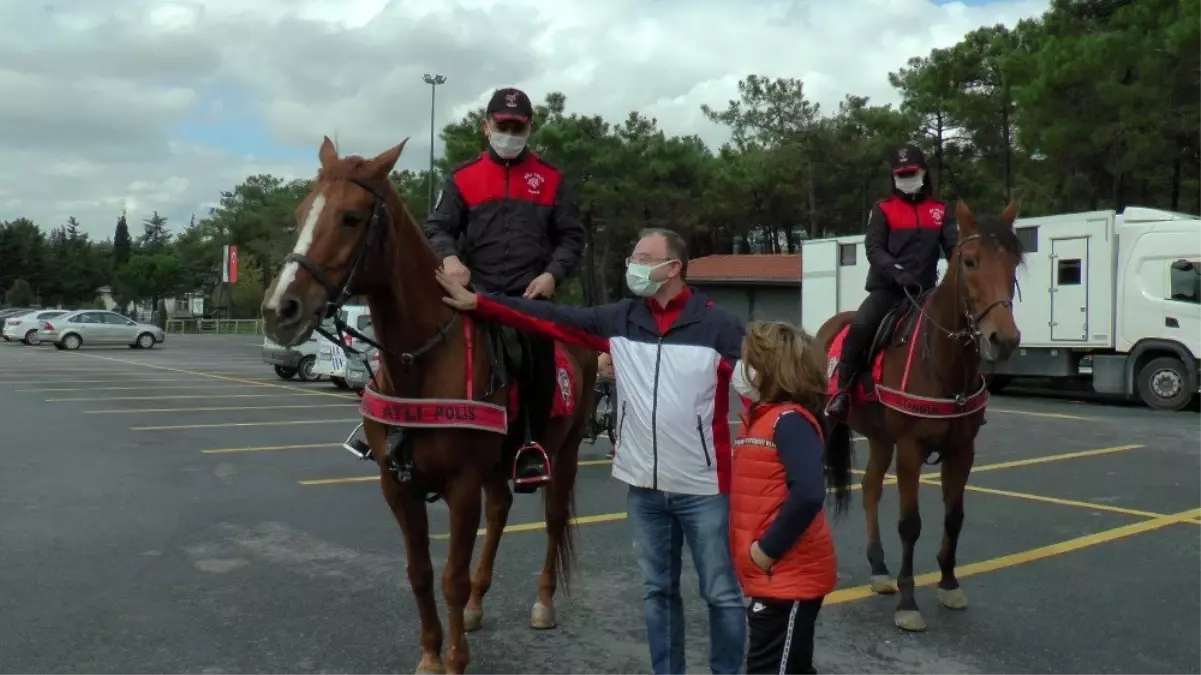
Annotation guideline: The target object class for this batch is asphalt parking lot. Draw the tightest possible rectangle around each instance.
[0,335,1198,674]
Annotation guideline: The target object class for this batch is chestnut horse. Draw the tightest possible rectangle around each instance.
[261,137,597,674]
[815,200,1023,632]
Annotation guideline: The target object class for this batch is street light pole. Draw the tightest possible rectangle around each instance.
[422,73,447,217]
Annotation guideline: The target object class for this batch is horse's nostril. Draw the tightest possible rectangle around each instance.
[278,295,302,325]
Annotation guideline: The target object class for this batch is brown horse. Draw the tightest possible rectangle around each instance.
[815,200,1023,633]
[261,137,597,674]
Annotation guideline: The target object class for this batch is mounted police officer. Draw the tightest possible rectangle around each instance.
[345,87,586,487]
[826,143,956,421]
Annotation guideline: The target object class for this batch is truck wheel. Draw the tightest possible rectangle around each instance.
[330,376,350,390]
[296,355,320,382]
[274,365,297,379]
[985,374,1011,394]
[1136,356,1194,411]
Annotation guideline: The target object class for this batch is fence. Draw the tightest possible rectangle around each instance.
[165,318,264,335]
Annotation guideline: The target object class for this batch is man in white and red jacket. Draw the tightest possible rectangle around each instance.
[437,227,747,675]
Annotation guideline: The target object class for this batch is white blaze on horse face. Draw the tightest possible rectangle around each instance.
[265,192,327,311]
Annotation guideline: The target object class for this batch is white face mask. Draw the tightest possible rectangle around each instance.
[732,361,760,402]
[894,169,925,195]
[489,130,527,159]
[625,262,668,297]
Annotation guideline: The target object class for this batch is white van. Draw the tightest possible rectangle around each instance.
[312,304,372,389]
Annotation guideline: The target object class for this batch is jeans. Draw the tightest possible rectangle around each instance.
[627,486,746,675]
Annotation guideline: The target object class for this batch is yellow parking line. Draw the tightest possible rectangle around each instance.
[203,443,340,455]
[47,393,347,402]
[67,352,352,400]
[431,512,629,540]
[133,418,360,431]
[86,403,358,414]
[968,444,1145,473]
[824,508,1201,606]
[921,478,1197,521]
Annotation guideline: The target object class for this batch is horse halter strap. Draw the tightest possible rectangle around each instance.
[955,232,1015,339]
[284,176,457,366]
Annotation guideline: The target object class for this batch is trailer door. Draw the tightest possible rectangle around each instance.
[1050,237,1090,341]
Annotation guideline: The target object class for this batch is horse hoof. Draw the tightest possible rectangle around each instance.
[894,610,927,632]
[463,606,483,632]
[530,601,557,629]
[414,660,446,675]
[870,575,897,595]
[937,587,968,610]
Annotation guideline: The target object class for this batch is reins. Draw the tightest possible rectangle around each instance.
[285,176,458,382]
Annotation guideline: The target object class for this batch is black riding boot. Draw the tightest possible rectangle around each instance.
[826,361,856,421]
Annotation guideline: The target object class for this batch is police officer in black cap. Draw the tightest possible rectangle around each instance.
[826,143,956,421]
[342,87,585,488]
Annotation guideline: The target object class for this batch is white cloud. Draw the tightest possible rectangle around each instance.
[0,0,1047,240]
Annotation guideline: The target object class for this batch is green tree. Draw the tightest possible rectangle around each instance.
[5,278,33,306]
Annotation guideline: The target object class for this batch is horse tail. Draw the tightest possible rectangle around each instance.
[542,454,578,595]
[822,415,855,518]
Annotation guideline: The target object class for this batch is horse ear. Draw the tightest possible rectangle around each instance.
[955,199,976,235]
[1000,200,1020,224]
[365,138,409,179]
[319,136,338,168]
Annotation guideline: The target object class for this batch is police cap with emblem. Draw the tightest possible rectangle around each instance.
[891,143,928,176]
[486,87,534,123]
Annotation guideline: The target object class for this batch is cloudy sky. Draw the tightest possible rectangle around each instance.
[0,0,1048,240]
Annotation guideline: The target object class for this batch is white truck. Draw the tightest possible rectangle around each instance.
[312,304,372,390]
[801,206,1200,411]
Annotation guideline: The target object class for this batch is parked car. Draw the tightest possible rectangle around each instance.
[261,319,327,381]
[38,310,165,350]
[313,304,372,389]
[3,309,69,345]
[0,307,37,328]
[343,325,380,395]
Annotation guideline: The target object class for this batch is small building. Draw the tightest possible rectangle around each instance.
[687,254,802,324]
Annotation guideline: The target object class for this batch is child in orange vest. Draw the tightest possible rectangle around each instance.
[730,321,854,674]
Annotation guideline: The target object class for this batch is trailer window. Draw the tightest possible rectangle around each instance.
[1056,259,1081,286]
[839,243,857,266]
[1168,261,1200,304]
[1016,226,1038,253]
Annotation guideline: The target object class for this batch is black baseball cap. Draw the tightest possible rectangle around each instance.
[891,143,927,175]
[486,87,533,123]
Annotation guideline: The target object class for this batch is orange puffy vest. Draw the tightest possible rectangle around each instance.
[730,403,838,600]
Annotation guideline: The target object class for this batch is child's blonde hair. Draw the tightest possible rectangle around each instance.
[741,320,828,412]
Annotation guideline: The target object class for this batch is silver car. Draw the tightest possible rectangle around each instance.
[38,310,165,350]
[2,309,69,345]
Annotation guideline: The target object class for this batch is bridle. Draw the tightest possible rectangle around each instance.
[283,176,458,368]
[902,231,1020,399]
[903,232,1019,344]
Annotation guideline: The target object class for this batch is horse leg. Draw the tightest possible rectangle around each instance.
[464,468,514,632]
[533,420,580,629]
[863,438,896,594]
[443,471,484,675]
[936,441,975,611]
[366,423,444,674]
[893,438,926,632]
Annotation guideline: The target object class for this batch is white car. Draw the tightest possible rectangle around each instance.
[3,309,69,345]
[313,305,371,389]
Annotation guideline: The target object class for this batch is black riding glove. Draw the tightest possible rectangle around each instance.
[895,270,919,290]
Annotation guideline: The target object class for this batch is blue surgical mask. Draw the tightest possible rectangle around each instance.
[625,262,667,297]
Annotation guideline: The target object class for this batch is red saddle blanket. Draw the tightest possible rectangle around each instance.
[826,315,988,419]
[507,342,577,419]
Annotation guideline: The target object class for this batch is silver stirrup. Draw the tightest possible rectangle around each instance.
[341,422,369,459]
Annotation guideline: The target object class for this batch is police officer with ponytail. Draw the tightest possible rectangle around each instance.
[826,143,956,421]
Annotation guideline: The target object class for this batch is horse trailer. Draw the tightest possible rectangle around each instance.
[801,206,1200,411]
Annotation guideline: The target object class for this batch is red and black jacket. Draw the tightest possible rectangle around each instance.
[422,148,586,295]
[864,192,957,292]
